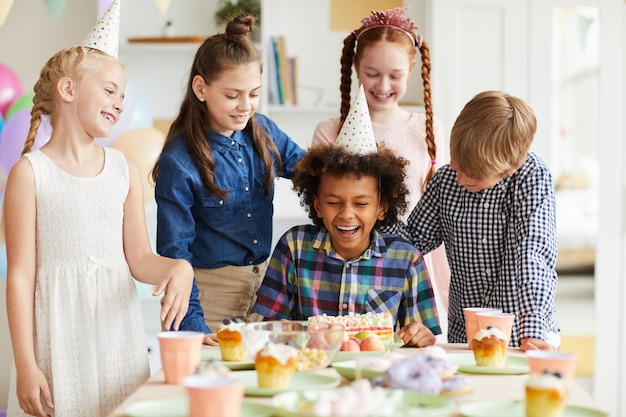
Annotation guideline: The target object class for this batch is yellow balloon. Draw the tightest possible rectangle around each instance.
[112,127,165,202]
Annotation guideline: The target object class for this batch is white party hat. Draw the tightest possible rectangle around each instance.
[336,84,377,154]
[82,0,120,58]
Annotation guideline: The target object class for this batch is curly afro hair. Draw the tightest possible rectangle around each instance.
[293,144,409,228]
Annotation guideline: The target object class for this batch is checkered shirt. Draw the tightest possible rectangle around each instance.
[385,153,559,346]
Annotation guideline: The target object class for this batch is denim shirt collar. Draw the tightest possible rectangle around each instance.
[207,129,249,154]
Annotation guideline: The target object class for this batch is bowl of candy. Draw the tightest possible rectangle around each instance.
[241,321,344,372]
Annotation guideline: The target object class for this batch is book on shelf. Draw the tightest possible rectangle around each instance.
[267,35,299,106]
[268,36,282,105]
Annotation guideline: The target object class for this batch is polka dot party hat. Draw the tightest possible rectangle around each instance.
[336,84,377,155]
[82,0,120,58]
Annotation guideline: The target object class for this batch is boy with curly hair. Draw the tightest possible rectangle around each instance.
[252,144,441,347]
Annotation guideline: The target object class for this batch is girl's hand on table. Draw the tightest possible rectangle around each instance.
[520,337,557,351]
[398,322,436,347]
[203,333,219,346]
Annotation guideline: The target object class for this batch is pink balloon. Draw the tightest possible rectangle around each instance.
[0,109,50,175]
[0,63,24,118]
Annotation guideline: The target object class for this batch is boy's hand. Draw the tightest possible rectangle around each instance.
[153,260,194,330]
[397,322,436,347]
[519,337,558,351]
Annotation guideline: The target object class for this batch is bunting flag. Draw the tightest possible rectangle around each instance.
[43,0,66,22]
[153,0,170,16]
[0,0,14,26]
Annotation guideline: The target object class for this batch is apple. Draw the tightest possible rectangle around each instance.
[307,333,331,350]
[340,338,361,352]
[354,330,377,341]
[359,335,386,352]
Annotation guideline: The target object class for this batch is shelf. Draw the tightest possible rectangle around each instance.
[127,36,207,44]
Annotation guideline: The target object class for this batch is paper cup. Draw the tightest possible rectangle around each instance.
[463,307,502,348]
[158,331,204,384]
[475,312,515,345]
[525,350,578,385]
[183,375,245,417]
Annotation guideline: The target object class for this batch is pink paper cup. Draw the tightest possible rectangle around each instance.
[525,350,578,386]
[475,312,515,345]
[183,375,245,417]
[158,331,204,384]
[463,307,502,348]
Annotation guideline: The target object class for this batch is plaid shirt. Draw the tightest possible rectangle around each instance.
[385,153,559,346]
[252,225,441,334]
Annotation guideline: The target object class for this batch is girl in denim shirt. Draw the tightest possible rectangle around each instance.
[151,13,305,342]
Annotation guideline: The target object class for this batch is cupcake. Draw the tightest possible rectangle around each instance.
[254,343,299,389]
[470,325,508,367]
[526,371,568,417]
[216,318,248,362]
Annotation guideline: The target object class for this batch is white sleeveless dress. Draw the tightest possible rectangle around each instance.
[7,148,150,417]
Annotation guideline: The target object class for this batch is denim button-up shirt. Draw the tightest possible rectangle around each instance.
[155,114,306,332]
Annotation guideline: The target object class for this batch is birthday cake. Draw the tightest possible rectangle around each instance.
[308,312,394,342]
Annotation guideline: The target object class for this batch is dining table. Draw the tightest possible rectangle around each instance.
[107,343,606,417]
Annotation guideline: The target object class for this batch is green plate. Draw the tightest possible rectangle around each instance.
[124,397,274,417]
[271,388,454,417]
[459,400,608,417]
[201,347,255,370]
[447,353,529,375]
[332,350,388,363]
[231,370,341,397]
[331,360,385,381]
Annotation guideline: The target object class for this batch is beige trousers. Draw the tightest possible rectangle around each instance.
[193,260,269,332]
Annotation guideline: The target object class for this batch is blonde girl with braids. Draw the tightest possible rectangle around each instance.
[312,7,451,337]
[151,13,305,339]
[4,45,194,417]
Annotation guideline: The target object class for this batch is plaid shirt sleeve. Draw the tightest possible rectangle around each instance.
[401,251,442,335]
[512,158,559,341]
[251,231,297,320]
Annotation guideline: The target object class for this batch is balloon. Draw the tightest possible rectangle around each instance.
[0,109,50,175]
[0,62,24,118]
[0,243,6,281]
[128,92,154,130]
[0,108,29,175]
[5,91,35,120]
[111,127,165,202]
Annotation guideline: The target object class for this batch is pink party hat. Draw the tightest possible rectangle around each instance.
[82,0,120,58]
[336,84,377,154]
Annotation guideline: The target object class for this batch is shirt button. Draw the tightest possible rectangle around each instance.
[253,239,258,244]
[342,303,348,309]
[231,140,235,145]
[484,295,490,303]
[485,268,491,275]
[219,200,224,205]
[484,202,490,208]
[247,213,252,218]
[238,158,243,163]
[245,186,249,191]
[482,238,487,244]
